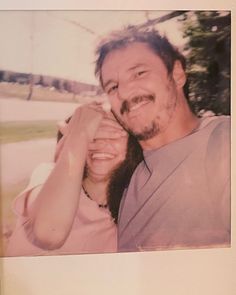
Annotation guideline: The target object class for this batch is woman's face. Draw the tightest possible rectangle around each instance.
[86,134,128,182]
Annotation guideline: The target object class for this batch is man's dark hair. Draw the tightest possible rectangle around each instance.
[95,25,186,88]
[57,117,143,223]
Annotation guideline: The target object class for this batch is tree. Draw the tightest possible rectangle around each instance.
[179,11,230,115]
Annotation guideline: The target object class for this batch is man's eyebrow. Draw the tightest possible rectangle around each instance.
[127,63,146,72]
[103,79,116,89]
[103,64,147,89]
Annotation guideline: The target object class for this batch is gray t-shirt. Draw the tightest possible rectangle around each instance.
[118,116,230,252]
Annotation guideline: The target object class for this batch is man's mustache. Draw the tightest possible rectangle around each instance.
[120,94,155,115]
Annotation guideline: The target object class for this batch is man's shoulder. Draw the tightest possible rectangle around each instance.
[200,115,230,131]
[196,115,230,147]
[205,116,230,180]
[206,115,230,143]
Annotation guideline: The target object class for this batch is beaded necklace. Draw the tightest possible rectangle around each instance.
[82,185,108,208]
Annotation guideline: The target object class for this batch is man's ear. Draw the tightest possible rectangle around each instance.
[172,60,186,88]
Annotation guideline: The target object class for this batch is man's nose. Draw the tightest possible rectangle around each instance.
[117,79,137,101]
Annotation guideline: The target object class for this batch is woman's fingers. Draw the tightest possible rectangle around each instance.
[55,104,127,158]
[89,95,111,112]
[93,119,127,140]
[94,129,127,140]
[99,117,125,131]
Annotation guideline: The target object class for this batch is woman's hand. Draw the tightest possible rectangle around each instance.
[55,103,104,161]
[55,104,126,161]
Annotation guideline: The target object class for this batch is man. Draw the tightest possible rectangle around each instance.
[94,26,230,252]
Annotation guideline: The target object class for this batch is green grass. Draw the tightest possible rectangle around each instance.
[0,121,58,144]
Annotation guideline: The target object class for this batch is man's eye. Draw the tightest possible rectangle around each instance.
[107,84,118,94]
[137,70,147,77]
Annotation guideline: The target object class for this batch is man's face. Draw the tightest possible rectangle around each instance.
[101,42,182,142]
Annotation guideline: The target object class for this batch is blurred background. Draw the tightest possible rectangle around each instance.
[0,10,231,255]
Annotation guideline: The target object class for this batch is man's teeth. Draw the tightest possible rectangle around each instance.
[91,153,115,160]
[130,101,149,111]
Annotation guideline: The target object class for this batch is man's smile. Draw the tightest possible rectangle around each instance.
[129,100,151,114]
[120,94,155,115]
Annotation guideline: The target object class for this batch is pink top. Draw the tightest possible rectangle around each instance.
[6,163,117,257]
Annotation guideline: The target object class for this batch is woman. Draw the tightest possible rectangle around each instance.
[6,104,143,256]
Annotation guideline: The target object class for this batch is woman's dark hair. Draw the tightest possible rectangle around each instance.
[57,117,143,223]
[107,134,143,223]
[57,116,71,142]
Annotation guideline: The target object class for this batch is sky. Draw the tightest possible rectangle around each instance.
[0,10,186,85]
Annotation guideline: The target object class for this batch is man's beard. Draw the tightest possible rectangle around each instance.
[113,114,159,141]
[111,94,160,141]
[133,121,159,141]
